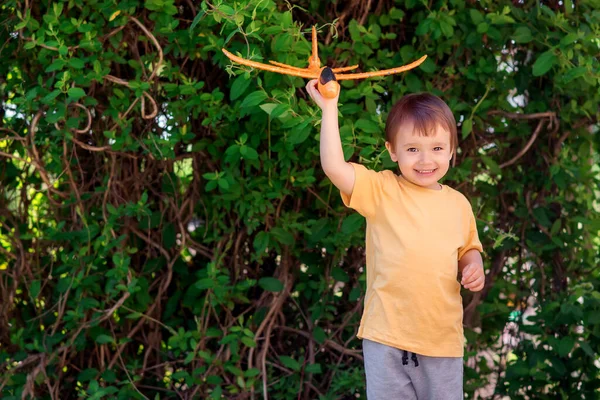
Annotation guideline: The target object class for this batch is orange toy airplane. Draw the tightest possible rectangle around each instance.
[222,26,427,99]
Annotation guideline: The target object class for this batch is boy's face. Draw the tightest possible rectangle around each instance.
[385,122,453,190]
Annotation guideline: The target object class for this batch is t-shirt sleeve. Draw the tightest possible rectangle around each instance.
[458,204,483,260]
[340,162,385,219]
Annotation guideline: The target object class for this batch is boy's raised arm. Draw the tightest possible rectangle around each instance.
[305,80,355,197]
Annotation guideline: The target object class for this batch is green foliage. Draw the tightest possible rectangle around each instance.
[0,0,599,398]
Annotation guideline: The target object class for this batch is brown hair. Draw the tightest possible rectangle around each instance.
[385,93,457,154]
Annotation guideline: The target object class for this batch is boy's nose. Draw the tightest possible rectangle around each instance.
[418,152,431,163]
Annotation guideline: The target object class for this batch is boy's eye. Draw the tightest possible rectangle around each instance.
[407,148,418,152]
[434,147,443,151]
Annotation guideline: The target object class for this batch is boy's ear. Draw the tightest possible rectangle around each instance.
[385,141,397,162]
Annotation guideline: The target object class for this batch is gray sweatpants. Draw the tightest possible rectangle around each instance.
[363,339,463,400]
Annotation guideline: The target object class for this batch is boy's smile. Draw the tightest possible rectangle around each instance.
[385,122,453,190]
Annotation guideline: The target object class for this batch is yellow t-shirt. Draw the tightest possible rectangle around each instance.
[341,163,483,357]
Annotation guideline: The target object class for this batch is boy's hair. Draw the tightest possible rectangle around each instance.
[385,93,457,155]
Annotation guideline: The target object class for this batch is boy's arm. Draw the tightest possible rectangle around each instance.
[459,249,484,292]
[319,106,355,197]
[458,248,482,273]
[305,79,355,197]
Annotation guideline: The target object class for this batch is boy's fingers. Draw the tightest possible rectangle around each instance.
[464,269,481,284]
[465,276,484,290]
[465,275,482,286]
[461,264,476,283]
[305,83,313,97]
[306,80,322,100]
[464,263,475,275]
[468,277,485,291]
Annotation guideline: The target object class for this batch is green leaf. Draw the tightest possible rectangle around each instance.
[240,90,267,109]
[162,222,176,249]
[29,280,41,299]
[281,11,293,28]
[415,18,432,36]
[206,375,223,385]
[45,59,66,72]
[305,363,322,374]
[258,277,284,292]
[469,9,484,24]
[439,20,454,37]
[245,368,260,377]
[579,341,595,358]
[42,89,61,104]
[259,103,277,115]
[225,365,243,376]
[278,356,300,371]
[550,219,561,235]
[418,57,436,73]
[287,124,311,145]
[270,103,289,119]
[355,118,380,134]
[481,155,501,175]
[461,119,473,139]
[560,32,579,46]
[95,334,114,344]
[270,227,294,246]
[488,14,515,24]
[532,51,557,77]
[224,28,240,47]
[513,26,533,43]
[341,213,364,234]
[101,370,117,383]
[68,58,86,69]
[390,7,405,20]
[189,9,206,32]
[230,74,251,101]
[312,326,326,344]
[217,178,230,190]
[67,87,86,100]
[126,312,142,319]
[563,66,587,83]
[218,4,235,15]
[253,231,270,254]
[272,34,293,53]
[349,287,361,302]
[145,0,163,11]
[78,368,99,382]
[239,145,258,160]
[532,207,552,228]
[106,203,118,215]
[332,267,349,283]
[557,336,574,357]
[348,20,361,42]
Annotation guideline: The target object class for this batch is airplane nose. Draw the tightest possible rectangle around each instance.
[318,67,339,99]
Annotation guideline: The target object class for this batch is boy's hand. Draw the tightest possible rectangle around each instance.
[461,263,485,292]
[305,79,339,111]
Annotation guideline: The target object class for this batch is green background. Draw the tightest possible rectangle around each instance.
[1,0,599,398]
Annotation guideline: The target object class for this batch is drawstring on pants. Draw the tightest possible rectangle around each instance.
[411,352,419,367]
[402,350,419,367]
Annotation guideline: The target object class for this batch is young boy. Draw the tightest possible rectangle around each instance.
[305,80,485,400]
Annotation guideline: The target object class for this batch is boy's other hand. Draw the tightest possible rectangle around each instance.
[305,79,339,112]
[461,263,484,292]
